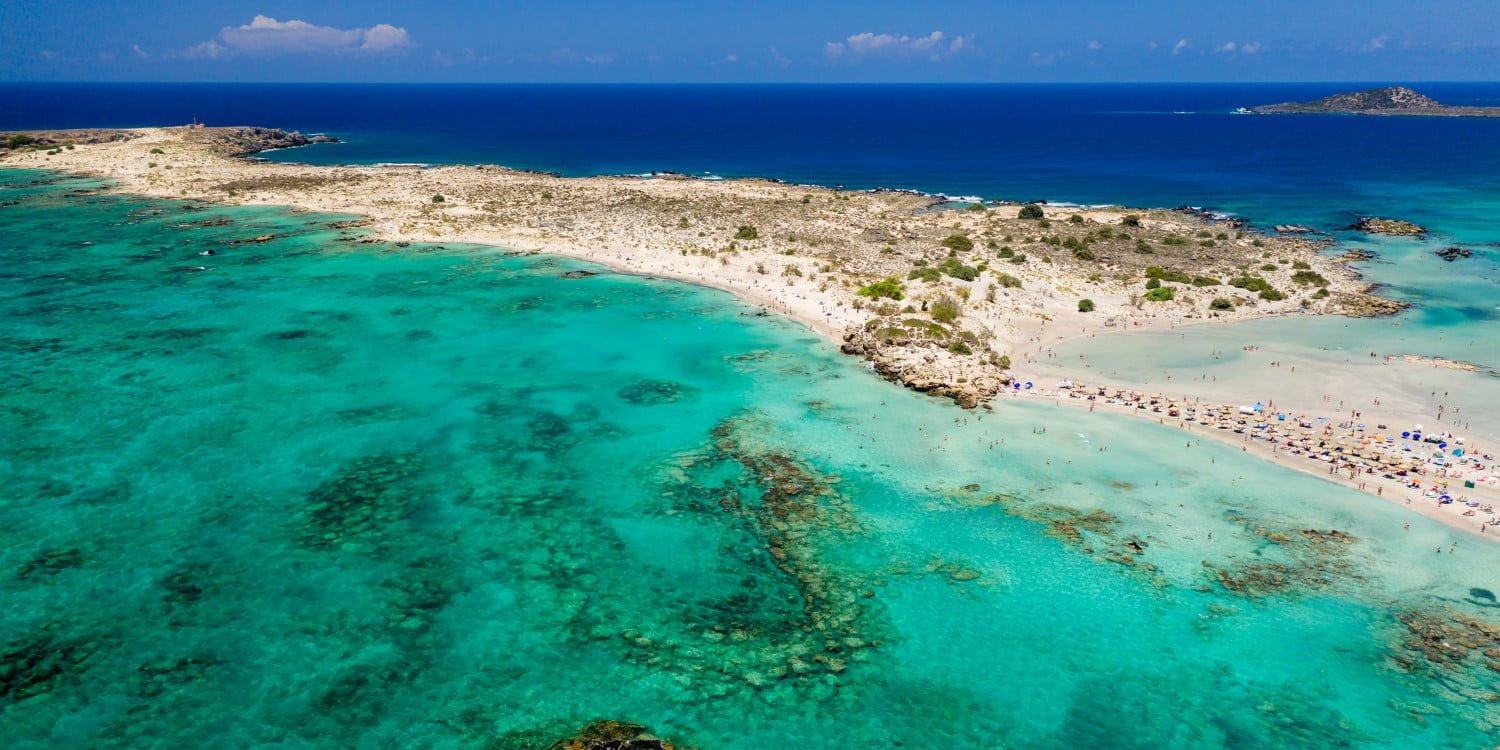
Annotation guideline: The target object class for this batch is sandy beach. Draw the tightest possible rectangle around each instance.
[3,124,1493,542]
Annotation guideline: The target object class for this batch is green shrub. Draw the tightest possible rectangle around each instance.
[1018,203,1046,220]
[148,147,165,155]
[1290,270,1329,287]
[1145,278,1162,290]
[1229,276,1273,293]
[907,266,942,283]
[1259,288,1287,301]
[1068,214,1084,224]
[734,225,759,240]
[947,340,973,355]
[1122,214,1142,227]
[1078,298,1096,312]
[931,295,962,323]
[940,234,974,253]
[938,257,979,281]
[992,272,1023,289]
[1144,287,1175,302]
[1073,248,1095,261]
[1145,266,1192,283]
[1209,297,1235,311]
[1162,235,1188,246]
[1292,260,1311,270]
[431,194,445,204]
[1190,276,1220,287]
[996,246,1015,259]
[966,202,987,212]
[1260,263,1277,271]
[1135,239,1153,254]
[5,134,36,149]
[1009,253,1027,264]
[857,277,905,300]
[993,354,1012,369]
[1311,288,1330,299]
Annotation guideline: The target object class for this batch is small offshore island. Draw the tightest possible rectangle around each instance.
[1251,86,1500,117]
[8,124,1500,541]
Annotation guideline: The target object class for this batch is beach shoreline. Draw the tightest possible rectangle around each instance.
[5,124,1494,543]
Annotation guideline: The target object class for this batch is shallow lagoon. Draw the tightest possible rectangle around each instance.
[1,170,1497,748]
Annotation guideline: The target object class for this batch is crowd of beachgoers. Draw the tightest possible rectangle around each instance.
[1012,380,1500,537]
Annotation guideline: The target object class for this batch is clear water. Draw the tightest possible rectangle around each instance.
[3,170,1498,748]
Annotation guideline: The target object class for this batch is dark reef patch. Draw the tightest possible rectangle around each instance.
[300,453,428,550]
[618,379,696,406]
[1204,512,1361,598]
[0,627,105,704]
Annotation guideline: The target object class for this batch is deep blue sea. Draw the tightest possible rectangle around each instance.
[4,84,1500,747]
[6,82,1500,231]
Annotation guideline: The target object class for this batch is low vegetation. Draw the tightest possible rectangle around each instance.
[857,277,905,300]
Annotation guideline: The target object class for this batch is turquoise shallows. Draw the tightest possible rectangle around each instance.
[1,169,1497,748]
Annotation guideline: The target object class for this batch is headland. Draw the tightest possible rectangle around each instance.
[4,124,1495,540]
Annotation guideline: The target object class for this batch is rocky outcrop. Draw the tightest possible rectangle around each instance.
[1333,248,1376,262]
[1252,87,1500,117]
[841,324,1009,409]
[547,720,689,750]
[1326,289,1409,318]
[1274,224,1318,234]
[1436,246,1474,262]
[1345,217,1426,236]
[183,126,339,157]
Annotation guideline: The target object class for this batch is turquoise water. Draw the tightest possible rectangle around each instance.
[3,169,1499,748]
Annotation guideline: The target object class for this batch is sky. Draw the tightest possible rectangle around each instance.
[3,1,1499,83]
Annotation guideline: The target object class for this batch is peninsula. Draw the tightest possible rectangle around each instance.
[5,125,1497,539]
[1251,86,1500,117]
[0,126,1394,408]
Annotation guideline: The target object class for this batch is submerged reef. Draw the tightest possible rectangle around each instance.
[970,490,1167,587]
[300,454,428,550]
[1387,608,1500,728]
[641,414,879,696]
[1203,511,1362,598]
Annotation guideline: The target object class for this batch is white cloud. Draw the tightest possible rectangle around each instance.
[825,31,976,62]
[432,50,454,66]
[1215,41,1265,55]
[1369,34,1390,50]
[177,15,412,59]
[724,53,740,63]
[1147,40,1159,51]
[175,40,228,60]
[132,44,149,59]
[1171,39,1190,55]
[1087,40,1103,51]
[771,48,791,67]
